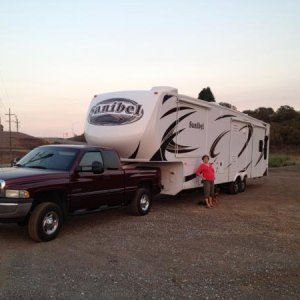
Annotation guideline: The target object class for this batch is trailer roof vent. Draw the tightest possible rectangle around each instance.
[151,86,178,94]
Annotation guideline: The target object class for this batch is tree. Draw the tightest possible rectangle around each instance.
[198,87,215,102]
[242,107,274,123]
[243,105,300,149]
[219,102,237,110]
[255,107,274,123]
[273,105,298,122]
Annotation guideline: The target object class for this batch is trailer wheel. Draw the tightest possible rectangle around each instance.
[238,177,247,193]
[229,179,239,194]
[130,188,152,216]
[28,202,63,242]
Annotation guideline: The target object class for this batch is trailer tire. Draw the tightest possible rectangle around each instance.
[229,179,239,194]
[238,177,247,193]
[130,188,152,216]
[28,202,63,242]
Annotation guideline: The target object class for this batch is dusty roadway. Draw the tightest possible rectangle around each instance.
[0,165,299,300]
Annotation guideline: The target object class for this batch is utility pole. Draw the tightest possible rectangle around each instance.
[5,108,15,159]
[15,116,20,132]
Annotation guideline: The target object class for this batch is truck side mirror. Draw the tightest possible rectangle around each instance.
[11,156,22,167]
[92,161,104,174]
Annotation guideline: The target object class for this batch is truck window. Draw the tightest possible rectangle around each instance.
[79,152,103,171]
[17,147,79,171]
[101,150,120,170]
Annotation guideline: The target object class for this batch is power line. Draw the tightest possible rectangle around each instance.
[15,115,20,132]
[5,108,15,155]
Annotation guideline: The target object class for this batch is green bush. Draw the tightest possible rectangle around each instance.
[269,154,296,167]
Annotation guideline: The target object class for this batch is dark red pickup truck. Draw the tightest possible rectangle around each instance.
[0,145,161,242]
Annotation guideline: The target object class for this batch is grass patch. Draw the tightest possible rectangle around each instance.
[269,154,296,167]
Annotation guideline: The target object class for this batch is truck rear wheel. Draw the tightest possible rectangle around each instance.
[130,188,152,216]
[28,202,63,242]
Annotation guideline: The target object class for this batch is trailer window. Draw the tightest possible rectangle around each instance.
[264,136,269,159]
[259,140,263,152]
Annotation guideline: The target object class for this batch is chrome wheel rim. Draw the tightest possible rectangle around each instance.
[140,194,150,211]
[42,211,59,235]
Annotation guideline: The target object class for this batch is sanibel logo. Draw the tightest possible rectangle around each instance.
[88,98,144,126]
[189,121,204,130]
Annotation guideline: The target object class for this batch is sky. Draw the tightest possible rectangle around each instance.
[0,0,299,137]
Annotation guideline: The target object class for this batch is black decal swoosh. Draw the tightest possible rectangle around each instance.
[151,111,197,161]
[255,152,263,167]
[162,111,195,142]
[239,161,252,173]
[150,129,182,161]
[210,130,230,158]
[215,114,236,121]
[128,142,140,159]
[160,106,193,119]
[150,149,164,161]
[167,137,198,154]
[162,95,174,104]
[185,173,197,182]
[238,125,253,158]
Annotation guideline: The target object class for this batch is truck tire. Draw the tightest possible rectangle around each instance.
[238,177,247,193]
[130,188,152,216]
[28,202,63,242]
[228,179,239,194]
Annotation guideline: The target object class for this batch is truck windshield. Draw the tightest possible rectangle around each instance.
[17,147,79,171]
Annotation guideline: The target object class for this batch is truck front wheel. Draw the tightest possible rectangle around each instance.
[28,202,63,242]
[130,188,152,216]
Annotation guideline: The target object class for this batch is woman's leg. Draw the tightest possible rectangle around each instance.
[203,181,212,208]
[209,182,215,206]
[206,198,212,208]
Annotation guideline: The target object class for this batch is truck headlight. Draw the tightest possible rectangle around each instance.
[5,190,30,199]
[0,179,5,189]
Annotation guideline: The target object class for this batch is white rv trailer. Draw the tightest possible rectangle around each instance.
[85,86,270,195]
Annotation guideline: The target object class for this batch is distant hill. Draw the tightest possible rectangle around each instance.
[0,131,49,149]
[0,131,86,165]
[0,131,49,165]
[43,133,86,145]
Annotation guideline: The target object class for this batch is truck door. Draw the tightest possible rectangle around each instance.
[69,150,123,211]
[101,149,125,206]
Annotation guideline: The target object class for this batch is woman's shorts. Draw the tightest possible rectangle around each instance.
[203,180,215,198]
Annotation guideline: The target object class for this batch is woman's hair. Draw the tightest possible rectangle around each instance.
[202,154,209,161]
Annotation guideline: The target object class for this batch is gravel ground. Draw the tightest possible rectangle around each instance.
[0,165,299,299]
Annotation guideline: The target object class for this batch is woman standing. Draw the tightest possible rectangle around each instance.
[196,155,215,208]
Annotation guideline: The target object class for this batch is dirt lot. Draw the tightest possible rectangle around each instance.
[0,165,299,299]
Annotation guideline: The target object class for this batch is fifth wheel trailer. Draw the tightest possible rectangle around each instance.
[84,86,270,195]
